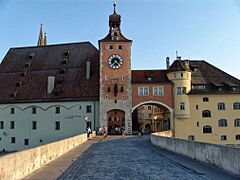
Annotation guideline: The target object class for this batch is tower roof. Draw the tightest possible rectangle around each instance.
[37,24,47,46]
[109,1,121,29]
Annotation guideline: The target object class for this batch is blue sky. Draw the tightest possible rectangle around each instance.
[1,0,240,77]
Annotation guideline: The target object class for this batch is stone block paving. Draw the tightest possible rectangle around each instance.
[57,136,238,180]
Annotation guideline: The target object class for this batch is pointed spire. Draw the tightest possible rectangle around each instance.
[113,0,117,13]
[44,33,47,46]
[37,24,45,46]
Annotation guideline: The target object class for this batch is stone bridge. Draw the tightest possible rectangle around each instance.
[24,136,238,180]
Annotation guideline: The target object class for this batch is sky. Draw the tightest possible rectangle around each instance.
[1,0,240,77]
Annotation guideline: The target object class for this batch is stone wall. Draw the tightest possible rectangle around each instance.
[0,132,96,180]
[151,133,240,176]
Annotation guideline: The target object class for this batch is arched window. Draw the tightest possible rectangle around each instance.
[218,102,225,110]
[202,110,211,118]
[233,102,240,110]
[203,125,212,133]
[218,119,227,127]
[234,118,240,127]
[236,135,240,140]
[221,135,227,141]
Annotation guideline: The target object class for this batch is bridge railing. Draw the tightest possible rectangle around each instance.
[151,133,240,176]
[0,132,96,180]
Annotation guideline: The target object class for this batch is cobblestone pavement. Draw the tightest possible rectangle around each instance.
[58,136,238,180]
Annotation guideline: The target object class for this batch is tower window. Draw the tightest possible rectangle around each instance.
[121,86,124,92]
[180,102,185,110]
[118,45,123,49]
[176,87,186,95]
[196,105,199,110]
[197,122,199,127]
[108,87,111,92]
[114,32,118,36]
[109,45,113,49]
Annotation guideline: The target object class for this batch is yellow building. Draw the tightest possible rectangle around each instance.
[167,58,240,146]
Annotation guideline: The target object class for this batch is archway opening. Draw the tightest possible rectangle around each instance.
[132,103,171,134]
[107,109,125,135]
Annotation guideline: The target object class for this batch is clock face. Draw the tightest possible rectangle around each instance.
[108,55,123,69]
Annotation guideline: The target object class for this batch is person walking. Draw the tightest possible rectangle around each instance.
[87,127,91,140]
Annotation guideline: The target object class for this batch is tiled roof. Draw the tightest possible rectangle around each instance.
[169,60,190,72]
[132,70,171,84]
[189,60,240,94]
[99,32,132,42]
[0,42,99,103]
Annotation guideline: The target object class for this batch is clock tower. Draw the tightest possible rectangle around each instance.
[99,2,132,134]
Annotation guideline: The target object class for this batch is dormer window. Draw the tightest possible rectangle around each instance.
[64,50,70,57]
[25,63,30,68]
[147,76,153,81]
[62,59,68,64]
[29,53,35,59]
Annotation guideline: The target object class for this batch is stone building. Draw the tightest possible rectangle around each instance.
[0,2,240,151]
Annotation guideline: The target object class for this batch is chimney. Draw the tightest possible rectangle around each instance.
[47,76,55,94]
[86,61,91,80]
[166,57,170,69]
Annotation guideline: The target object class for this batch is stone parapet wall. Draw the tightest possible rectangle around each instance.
[0,132,96,180]
[151,133,240,176]
[155,130,173,137]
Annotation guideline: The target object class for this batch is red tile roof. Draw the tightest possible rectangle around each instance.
[0,42,99,103]
[132,70,171,84]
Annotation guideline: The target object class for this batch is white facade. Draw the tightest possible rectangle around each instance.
[0,101,99,151]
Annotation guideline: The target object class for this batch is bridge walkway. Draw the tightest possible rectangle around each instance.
[24,136,238,180]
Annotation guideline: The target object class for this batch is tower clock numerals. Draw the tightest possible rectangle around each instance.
[108,55,123,69]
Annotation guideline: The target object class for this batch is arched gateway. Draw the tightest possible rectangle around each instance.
[107,109,125,135]
[132,101,173,134]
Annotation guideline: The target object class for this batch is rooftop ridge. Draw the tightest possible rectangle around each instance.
[9,41,95,50]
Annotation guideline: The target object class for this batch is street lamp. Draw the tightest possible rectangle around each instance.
[84,116,88,130]
[154,116,157,132]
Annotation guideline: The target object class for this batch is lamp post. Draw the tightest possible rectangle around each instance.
[154,116,157,132]
[84,116,88,130]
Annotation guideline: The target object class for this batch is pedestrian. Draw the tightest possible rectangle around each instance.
[103,126,107,139]
[87,127,91,140]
